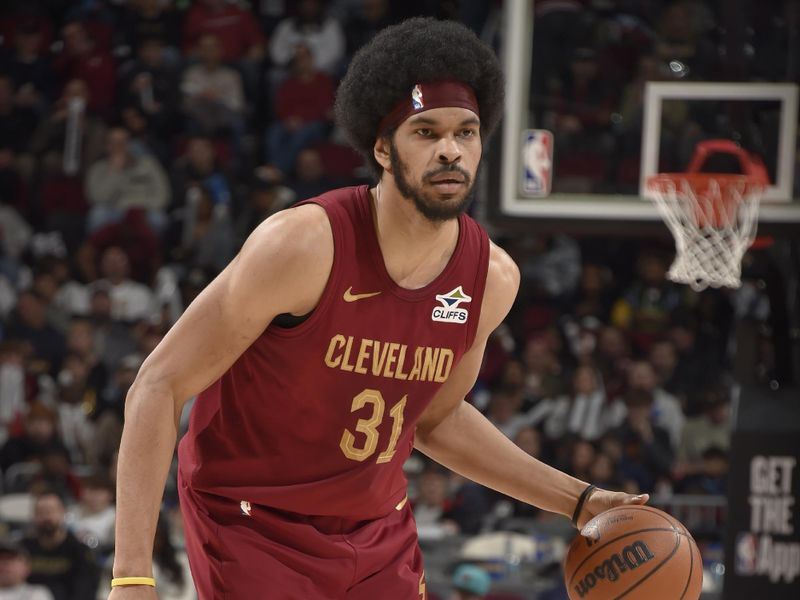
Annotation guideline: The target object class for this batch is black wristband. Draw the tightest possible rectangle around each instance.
[571,484,597,528]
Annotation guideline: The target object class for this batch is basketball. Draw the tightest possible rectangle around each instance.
[564,505,703,600]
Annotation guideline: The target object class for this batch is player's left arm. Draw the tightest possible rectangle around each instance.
[414,242,647,528]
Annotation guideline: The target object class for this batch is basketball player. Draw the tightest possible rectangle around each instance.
[109,18,647,600]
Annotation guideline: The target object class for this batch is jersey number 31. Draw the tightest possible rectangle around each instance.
[340,389,407,463]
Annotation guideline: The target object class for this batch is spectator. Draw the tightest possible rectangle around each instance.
[85,126,170,233]
[675,389,731,478]
[625,360,685,450]
[589,451,622,489]
[124,0,181,56]
[53,22,116,118]
[412,465,460,540]
[235,169,295,242]
[0,403,68,478]
[170,184,236,275]
[676,446,729,495]
[343,0,395,60]
[265,44,334,174]
[0,76,37,155]
[449,564,491,600]
[287,147,338,199]
[119,37,181,143]
[183,0,265,63]
[66,475,116,553]
[570,263,615,321]
[270,0,346,75]
[611,251,689,353]
[30,79,107,178]
[63,318,108,394]
[0,539,54,600]
[564,438,596,482]
[485,388,529,440]
[95,247,156,323]
[170,136,232,216]
[54,353,95,464]
[180,34,245,144]
[612,390,674,494]
[0,21,56,112]
[4,290,65,375]
[0,342,27,447]
[151,513,192,600]
[521,334,565,401]
[22,492,99,600]
[542,365,618,442]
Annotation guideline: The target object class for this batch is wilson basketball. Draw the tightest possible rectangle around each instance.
[564,505,703,600]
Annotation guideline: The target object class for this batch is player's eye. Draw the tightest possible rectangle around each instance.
[459,128,477,138]
[416,128,433,137]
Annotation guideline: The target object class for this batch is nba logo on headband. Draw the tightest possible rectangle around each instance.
[411,84,424,110]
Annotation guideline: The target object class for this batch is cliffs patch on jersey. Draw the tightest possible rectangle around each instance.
[432,286,472,324]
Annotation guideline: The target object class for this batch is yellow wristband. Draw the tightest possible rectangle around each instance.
[111,577,156,588]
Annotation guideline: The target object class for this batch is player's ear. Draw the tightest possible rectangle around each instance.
[373,136,391,172]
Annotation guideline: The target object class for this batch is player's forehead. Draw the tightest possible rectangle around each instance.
[399,107,480,130]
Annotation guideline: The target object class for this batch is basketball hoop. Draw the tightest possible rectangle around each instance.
[645,140,769,292]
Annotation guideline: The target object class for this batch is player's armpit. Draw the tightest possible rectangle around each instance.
[136,203,333,406]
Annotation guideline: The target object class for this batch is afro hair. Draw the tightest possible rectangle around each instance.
[335,17,505,176]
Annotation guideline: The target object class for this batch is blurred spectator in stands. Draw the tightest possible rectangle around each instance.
[564,438,596,482]
[84,286,138,375]
[288,147,338,199]
[648,338,678,392]
[78,209,162,286]
[151,512,192,600]
[183,0,265,63]
[517,234,581,300]
[542,365,618,442]
[485,387,529,440]
[181,34,245,148]
[66,474,116,555]
[413,464,460,540]
[612,390,674,494]
[547,47,616,154]
[64,317,107,398]
[235,167,295,242]
[654,0,717,81]
[124,0,181,58]
[4,291,65,375]
[0,539,54,600]
[611,250,688,353]
[0,164,32,280]
[54,352,93,455]
[675,389,731,480]
[266,44,334,174]
[0,76,37,155]
[667,317,717,409]
[95,247,156,324]
[626,360,684,451]
[0,342,27,447]
[22,491,99,600]
[343,0,394,60]
[676,446,729,495]
[449,563,491,600]
[85,126,170,234]
[522,334,564,401]
[589,450,623,489]
[492,426,546,521]
[0,21,56,112]
[169,184,235,275]
[0,402,67,483]
[53,22,116,118]
[119,37,181,146]
[569,263,615,321]
[30,79,107,178]
[170,136,232,217]
[270,0,346,75]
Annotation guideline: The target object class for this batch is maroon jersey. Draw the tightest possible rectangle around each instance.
[178,185,490,520]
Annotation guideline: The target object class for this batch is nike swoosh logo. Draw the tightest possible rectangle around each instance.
[343,287,382,302]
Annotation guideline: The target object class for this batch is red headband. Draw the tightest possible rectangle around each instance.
[377,80,479,136]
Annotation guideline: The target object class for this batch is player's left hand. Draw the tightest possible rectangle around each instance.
[576,488,649,530]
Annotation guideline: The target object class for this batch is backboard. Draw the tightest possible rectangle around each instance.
[491,0,800,235]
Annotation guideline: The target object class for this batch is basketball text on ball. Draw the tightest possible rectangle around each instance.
[574,540,655,598]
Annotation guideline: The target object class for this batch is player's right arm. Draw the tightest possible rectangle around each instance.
[109,204,332,599]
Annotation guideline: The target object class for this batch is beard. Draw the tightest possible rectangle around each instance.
[388,140,476,222]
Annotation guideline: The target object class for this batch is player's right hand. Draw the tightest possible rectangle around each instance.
[108,586,159,600]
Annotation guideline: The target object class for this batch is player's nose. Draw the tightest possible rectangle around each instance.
[435,135,461,163]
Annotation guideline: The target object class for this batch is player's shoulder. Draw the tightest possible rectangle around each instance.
[486,240,520,298]
[474,241,519,341]
[245,203,333,261]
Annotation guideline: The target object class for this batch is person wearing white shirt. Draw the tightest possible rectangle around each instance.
[0,541,54,600]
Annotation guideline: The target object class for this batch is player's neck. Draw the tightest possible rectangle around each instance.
[370,183,459,290]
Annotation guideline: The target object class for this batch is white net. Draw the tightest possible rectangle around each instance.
[646,175,763,292]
